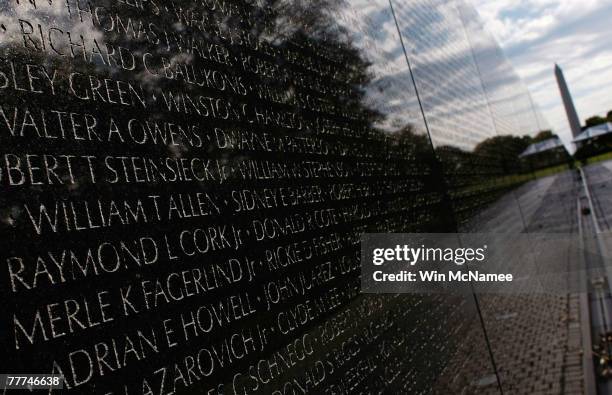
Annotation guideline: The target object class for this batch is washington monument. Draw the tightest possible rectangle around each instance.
[555,64,582,138]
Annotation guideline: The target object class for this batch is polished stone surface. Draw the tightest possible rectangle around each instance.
[0,0,576,393]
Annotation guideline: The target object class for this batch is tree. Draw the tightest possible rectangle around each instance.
[531,130,555,143]
[585,116,607,128]
[607,110,612,122]
[474,135,531,160]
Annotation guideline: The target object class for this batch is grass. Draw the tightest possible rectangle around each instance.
[584,151,612,166]
[450,153,612,198]
[531,163,572,179]
[451,164,570,198]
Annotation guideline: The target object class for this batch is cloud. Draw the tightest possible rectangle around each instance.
[470,0,612,145]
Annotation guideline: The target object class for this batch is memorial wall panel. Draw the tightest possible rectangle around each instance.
[437,3,575,393]
[0,0,559,394]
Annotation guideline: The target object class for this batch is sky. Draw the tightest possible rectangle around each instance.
[470,0,612,144]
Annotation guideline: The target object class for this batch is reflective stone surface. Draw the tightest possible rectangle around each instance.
[0,0,575,393]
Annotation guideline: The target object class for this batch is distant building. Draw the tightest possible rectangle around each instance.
[573,122,612,145]
[519,137,566,158]
[572,123,612,161]
[555,64,582,138]
[520,136,570,169]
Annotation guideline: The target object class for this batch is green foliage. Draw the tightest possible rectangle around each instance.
[474,135,530,159]
[531,130,554,143]
[585,151,612,165]
[585,115,607,128]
